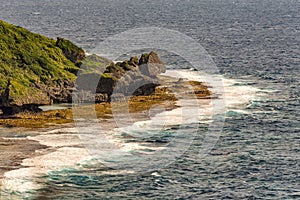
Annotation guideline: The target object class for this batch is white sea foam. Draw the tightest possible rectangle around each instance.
[40,127,78,134]
[84,69,263,169]
[27,133,82,147]
[163,69,261,108]
[102,70,262,158]
[1,69,261,195]
[1,127,90,195]
[1,147,91,195]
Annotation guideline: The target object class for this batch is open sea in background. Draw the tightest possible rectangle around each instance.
[0,0,299,199]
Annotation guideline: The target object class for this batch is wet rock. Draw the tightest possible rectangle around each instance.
[0,104,42,115]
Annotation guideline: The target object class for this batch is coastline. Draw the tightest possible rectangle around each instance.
[0,69,264,198]
[0,69,213,195]
[0,71,211,129]
[0,1,296,198]
[0,137,46,179]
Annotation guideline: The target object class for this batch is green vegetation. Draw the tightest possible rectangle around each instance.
[0,20,212,128]
[80,54,112,73]
[79,56,134,82]
[55,37,86,66]
[0,20,81,104]
[79,54,113,78]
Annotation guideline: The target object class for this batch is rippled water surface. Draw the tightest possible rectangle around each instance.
[0,0,299,199]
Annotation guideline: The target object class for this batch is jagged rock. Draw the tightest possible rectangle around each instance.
[74,51,166,103]
[95,93,109,102]
[96,52,165,101]
[112,69,159,97]
[133,83,160,96]
[0,80,11,107]
[129,56,139,66]
[138,51,166,77]
[33,80,74,104]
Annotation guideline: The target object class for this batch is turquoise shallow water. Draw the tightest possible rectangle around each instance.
[0,0,299,199]
[39,104,73,112]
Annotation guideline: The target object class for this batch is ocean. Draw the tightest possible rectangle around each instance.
[0,0,299,199]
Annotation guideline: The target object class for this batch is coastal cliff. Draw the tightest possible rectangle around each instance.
[0,20,83,112]
[0,20,166,115]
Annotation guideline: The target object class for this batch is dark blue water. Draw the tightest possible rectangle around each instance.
[0,0,299,199]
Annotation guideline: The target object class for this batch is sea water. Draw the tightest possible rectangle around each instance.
[0,0,299,199]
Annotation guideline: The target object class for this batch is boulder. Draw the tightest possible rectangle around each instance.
[97,76,116,95]
[138,51,166,77]
[133,83,160,96]
[112,69,160,97]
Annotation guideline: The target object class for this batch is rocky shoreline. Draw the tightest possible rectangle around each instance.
[0,20,210,119]
[0,20,212,181]
[0,71,211,128]
[0,137,47,179]
[0,47,168,115]
[73,51,167,104]
[0,19,168,115]
[0,69,212,191]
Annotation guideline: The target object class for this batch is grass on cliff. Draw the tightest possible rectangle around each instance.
[0,20,80,104]
[80,54,112,75]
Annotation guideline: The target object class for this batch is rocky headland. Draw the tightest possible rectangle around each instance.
[0,20,84,114]
[0,20,212,180]
[0,20,211,128]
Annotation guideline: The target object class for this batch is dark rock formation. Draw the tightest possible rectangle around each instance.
[1,104,42,115]
[0,79,44,115]
[97,77,116,96]
[74,52,166,103]
[138,51,166,77]
[0,79,11,107]
[132,83,159,96]
[98,52,165,102]
[33,80,74,104]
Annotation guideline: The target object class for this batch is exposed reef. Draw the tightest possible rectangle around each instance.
[0,19,211,120]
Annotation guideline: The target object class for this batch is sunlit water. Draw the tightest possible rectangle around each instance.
[0,0,299,199]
